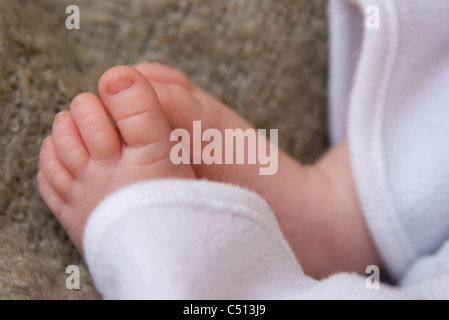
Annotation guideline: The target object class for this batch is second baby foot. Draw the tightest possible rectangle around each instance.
[134,62,382,279]
[37,66,195,253]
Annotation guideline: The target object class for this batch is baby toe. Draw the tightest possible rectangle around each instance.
[37,170,65,218]
[150,82,204,128]
[52,110,89,178]
[70,93,121,162]
[39,136,74,202]
[98,66,172,148]
[134,62,192,89]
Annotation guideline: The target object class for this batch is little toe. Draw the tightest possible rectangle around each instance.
[70,92,121,161]
[98,66,172,148]
[39,136,74,202]
[52,110,89,178]
[37,170,65,218]
[134,62,192,89]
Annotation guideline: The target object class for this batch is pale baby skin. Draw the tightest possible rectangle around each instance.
[38,63,381,279]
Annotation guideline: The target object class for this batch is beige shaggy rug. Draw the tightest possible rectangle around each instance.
[0,0,328,299]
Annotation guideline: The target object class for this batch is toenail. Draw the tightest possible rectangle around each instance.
[106,77,134,94]
[71,94,89,108]
[55,111,67,122]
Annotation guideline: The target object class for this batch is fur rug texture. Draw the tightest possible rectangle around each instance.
[0,0,328,299]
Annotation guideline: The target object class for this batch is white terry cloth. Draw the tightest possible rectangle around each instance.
[83,179,315,300]
[81,0,449,299]
[329,0,449,281]
[83,179,448,299]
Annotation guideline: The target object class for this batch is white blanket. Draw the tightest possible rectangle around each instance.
[83,0,449,299]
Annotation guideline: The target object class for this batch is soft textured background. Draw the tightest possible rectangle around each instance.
[0,0,328,299]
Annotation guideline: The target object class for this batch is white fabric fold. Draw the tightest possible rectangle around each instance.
[329,0,449,280]
[83,179,314,299]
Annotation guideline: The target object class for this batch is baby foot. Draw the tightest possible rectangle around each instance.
[134,62,382,278]
[134,62,306,207]
[37,66,195,253]
[133,62,318,259]
[134,62,275,183]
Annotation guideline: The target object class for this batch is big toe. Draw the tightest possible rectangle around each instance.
[70,92,121,161]
[134,62,192,89]
[98,66,172,148]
